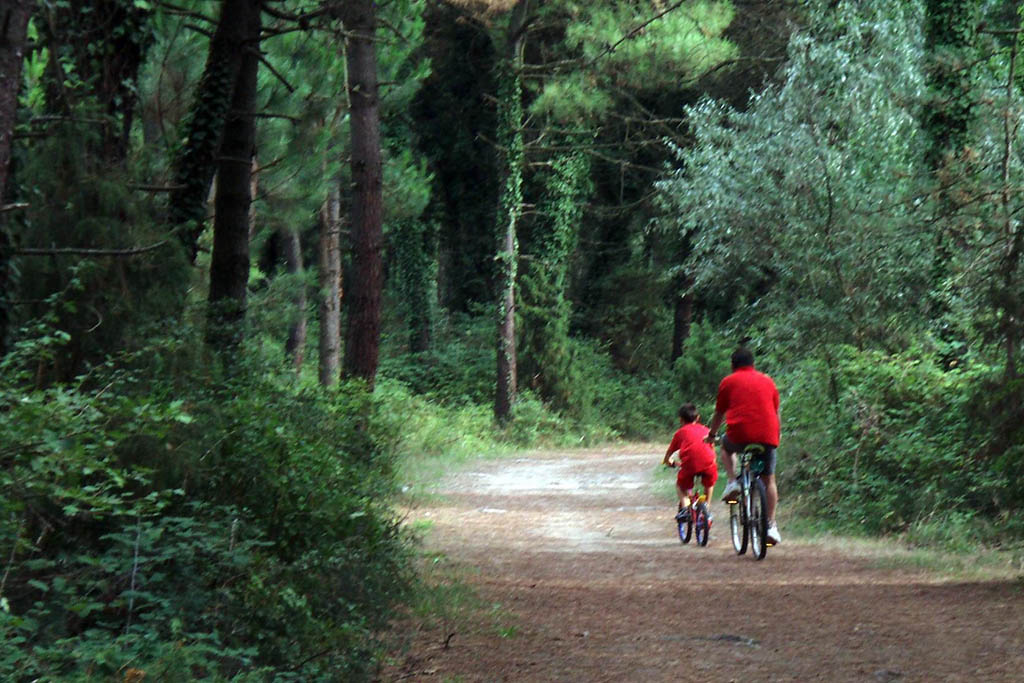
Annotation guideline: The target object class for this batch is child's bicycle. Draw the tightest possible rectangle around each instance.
[665,460,712,546]
[727,444,772,561]
[676,491,712,547]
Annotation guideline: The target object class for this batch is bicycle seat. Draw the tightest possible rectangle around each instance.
[743,444,767,455]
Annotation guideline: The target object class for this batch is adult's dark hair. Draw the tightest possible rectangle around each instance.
[678,402,699,423]
[731,347,755,369]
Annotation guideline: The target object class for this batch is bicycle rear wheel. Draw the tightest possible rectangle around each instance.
[729,490,747,555]
[694,501,710,546]
[749,478,768,560]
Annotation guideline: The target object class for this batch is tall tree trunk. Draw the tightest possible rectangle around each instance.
[999,33,1021,382]
[394,218,435,353]
[318,183,342,386]
[169,0,257,263]
[341,0,384,388]
[494,0,530,423]
[0,0,33,356]
[922,0,978,355]
[206,0,260,351]
[281,228,308,370]
[520,147,589,411]
[670,275,694,363]
[0,0,30,203]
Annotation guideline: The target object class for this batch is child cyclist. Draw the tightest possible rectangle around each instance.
[662,403,718,523]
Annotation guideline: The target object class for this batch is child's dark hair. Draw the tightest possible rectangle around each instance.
[678,403,699,423]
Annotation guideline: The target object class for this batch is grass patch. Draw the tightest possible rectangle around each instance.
[784,493,1024,580]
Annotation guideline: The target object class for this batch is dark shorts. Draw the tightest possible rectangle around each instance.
[721,435,777,476]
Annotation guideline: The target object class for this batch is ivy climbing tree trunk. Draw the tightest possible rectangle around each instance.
[169,0,259,263]
[318,183,342,386]
[494,0,530,423]
[341,0,384,389]
[206,0,261,351]
[520,147,590,412]
[41,0,150,163]
[0,0,33,356]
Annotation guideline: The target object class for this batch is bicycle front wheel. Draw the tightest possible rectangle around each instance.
[749,477,768,560]
[679,509,693,544]
[729,491,747,555]
[695,501,710,547]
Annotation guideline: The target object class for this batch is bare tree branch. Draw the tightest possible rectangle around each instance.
[14,242,168,257]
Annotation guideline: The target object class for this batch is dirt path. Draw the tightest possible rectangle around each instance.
[384,445,1024,682]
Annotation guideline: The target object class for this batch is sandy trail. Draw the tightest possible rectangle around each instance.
[383,445,1024,682]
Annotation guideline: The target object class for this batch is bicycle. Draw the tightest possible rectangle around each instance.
[726,444,772,560]
[676,491,712,547]
[665,460,713,546]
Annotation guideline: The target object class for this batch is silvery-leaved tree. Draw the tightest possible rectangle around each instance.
[659,0,929,358]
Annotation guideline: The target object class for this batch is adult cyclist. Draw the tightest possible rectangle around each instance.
[703,347,782,545]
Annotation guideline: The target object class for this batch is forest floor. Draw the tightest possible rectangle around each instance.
[380,444,1024,682]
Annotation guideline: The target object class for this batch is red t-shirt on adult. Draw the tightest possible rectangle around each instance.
[715,366,780,447]
[668,422,716,471]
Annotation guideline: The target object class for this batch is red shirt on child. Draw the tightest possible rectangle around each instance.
[668,423,718,492]
[668,423,716,471]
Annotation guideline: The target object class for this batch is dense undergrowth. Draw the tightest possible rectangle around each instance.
[0,325,418,681]
[778,345,1024,552]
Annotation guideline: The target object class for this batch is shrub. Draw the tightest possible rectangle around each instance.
[378,313,495,406]
[780,346,1006,535]
[0,329,414,681]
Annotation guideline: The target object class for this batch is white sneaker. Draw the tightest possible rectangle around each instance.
[720,479,741,503]
[767,522,782,545]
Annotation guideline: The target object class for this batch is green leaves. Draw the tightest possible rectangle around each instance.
[659,0,930,351]
[0,324,415,679]
[531,1,738,122]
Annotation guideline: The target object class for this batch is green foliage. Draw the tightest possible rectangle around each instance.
[390,218,438,352]
[372,378,497,468]
[532,0,738,120]
[659,0,931,353]
[587,263,672,373]
[379,313,496,406]
[672,321,733,409]
[377,317,617,446]
[529,71,614,122]
[922,0,981,168]
[409,2,499,314]
[781,346,1006,534]
[10,123,189,381]
[495,57,524,301]
[0,323,414,680]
